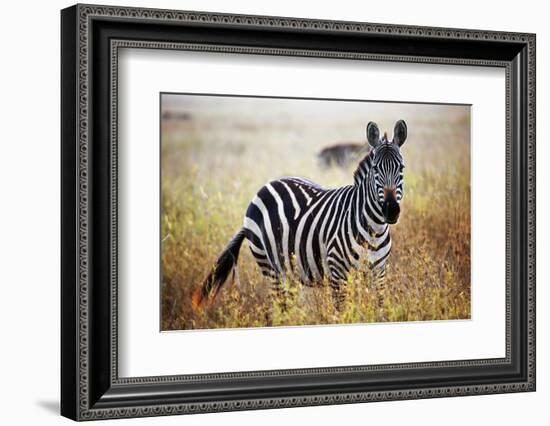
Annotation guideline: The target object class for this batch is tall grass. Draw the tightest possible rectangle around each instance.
[160,96,470,330]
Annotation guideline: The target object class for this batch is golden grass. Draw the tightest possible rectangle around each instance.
[160,97,471,330]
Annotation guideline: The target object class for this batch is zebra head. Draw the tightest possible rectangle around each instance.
[366,120,407,225]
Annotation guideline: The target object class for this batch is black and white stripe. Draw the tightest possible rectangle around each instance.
[192,120,407,311]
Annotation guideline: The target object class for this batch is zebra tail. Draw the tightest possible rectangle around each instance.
[192,229,246,311]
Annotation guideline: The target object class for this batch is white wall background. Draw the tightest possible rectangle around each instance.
[0,0,546,424]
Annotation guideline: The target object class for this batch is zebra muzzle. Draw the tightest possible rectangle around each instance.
[382,190,400,224]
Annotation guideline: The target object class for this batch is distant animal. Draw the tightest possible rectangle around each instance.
[192,120,408,312]
[161,110,192,121]
[318,142,366,169]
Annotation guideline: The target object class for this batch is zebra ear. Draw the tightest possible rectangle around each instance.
[366,122,380,147]
[394,120,407,147]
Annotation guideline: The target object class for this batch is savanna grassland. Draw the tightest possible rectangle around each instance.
[161,96,471,331]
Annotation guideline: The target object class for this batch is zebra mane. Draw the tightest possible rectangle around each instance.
[352,148,375,186]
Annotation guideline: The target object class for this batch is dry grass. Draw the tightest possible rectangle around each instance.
[160,96,471,330]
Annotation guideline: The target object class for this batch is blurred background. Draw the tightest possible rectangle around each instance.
[161,94,471,330]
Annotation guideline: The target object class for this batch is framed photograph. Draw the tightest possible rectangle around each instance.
[61,4,536,421]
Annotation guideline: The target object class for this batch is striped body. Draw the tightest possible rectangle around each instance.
[243,166,390,290]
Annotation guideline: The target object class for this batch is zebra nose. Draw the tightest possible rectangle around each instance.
[382,191,400,224]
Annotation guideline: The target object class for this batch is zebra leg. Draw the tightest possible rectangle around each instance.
[258,264,290,313]
[254,268,288,325]
[247,242,289,315]
[327,259,349,312]
[269,278,291,312]
[372,262,387,321]
[329,278,348,312]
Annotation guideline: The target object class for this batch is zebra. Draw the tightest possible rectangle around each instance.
[318,142,366,169]
[192,120,407,313]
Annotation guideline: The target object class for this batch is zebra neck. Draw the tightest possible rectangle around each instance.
[347,184,386,250]
[352,151,387,234]
[363,171,387,234]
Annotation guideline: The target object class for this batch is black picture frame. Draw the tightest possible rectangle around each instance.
[61,4,536,421]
